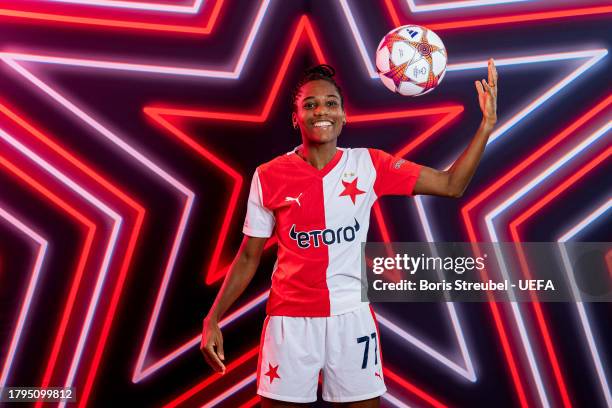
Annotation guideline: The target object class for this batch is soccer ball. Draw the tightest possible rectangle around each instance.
[375,25,447,96]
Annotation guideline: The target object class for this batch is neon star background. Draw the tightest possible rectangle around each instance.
[0,0,610,407]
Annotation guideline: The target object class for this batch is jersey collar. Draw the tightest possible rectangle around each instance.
[289,145,344,178]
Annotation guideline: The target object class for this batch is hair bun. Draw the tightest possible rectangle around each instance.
[304,64,335,78]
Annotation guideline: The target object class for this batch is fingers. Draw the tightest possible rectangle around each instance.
[200,324,226,374]
[487,58,498,88]
[200,346,215,370]
[476,58,498,96]
[481,79,493,94]
[206,344,225,374]
[217,336,225,361]
[475,80,484,95]
[202,350,222,374]
[203,343,226,373]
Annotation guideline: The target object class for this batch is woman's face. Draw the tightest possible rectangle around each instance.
[292,80,345,145]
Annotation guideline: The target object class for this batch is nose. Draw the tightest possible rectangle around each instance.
[313,104,328,116]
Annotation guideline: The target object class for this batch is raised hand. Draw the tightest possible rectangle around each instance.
[475,58,498,123]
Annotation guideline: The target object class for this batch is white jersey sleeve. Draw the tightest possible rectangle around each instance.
[243,169,275,238]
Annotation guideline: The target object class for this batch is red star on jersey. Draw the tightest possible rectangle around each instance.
[339,178,366,204]
[264,363,280,384]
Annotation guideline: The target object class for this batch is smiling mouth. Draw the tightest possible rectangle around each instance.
[313,120,333,128]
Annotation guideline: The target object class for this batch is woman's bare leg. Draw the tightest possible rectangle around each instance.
[333,396,380,408]
[260,396,311,407]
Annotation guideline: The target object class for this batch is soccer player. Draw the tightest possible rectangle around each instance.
[201,62,498,407]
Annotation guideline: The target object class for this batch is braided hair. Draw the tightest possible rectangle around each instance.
[290,64,344,113]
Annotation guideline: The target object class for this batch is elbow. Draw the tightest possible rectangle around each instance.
[446,183,464,198]
[242,245,265,269]
[240,251,261,268]
[451,188,464,198]
[444,172,464,198]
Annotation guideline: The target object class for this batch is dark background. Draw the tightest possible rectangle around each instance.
[0,0,610,407]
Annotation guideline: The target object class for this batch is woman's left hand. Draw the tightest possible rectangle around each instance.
[475,58,498,124]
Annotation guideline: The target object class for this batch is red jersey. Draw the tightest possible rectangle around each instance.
[243,147,422,317]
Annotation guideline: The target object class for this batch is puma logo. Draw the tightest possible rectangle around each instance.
[374,371,382,380]
[284,193,302,207]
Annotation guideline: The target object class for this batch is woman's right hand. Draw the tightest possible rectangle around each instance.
[198,236,268,375]
[200,317,226,374]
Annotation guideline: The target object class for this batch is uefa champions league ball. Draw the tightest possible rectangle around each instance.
[375,25,447,96]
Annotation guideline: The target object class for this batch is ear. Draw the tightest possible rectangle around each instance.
[291,112,298,129]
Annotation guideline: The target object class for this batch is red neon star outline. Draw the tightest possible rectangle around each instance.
[146,15,461,408]
[339,178,366,204]
[144,15,462,286]
[462,96,612,408]
[381,4,612,406]
[507,149,609,408]
[0,103,145,408]
[8,3,610,407]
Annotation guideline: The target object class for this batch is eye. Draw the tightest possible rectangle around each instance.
[303,102,315,109]
[326,100,338,107]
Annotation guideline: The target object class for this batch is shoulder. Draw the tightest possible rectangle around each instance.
[364,148,387,162]
[339,147,390,167]
[257,151,295,176]
[363,148,404,168]
[255,151,298,193]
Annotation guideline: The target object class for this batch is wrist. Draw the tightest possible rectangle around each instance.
[204,314,219,325]
[482,116,497,128]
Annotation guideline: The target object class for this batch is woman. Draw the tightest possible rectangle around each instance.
[201,62,498,407]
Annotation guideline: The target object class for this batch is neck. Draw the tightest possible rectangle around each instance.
[298,140,338,170]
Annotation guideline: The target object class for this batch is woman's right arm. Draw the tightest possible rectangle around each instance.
[200,235,268,373]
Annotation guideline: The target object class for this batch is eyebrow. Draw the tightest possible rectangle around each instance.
[302,95,340,100]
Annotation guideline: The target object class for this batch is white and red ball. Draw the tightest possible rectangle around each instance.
[375,25,447,96]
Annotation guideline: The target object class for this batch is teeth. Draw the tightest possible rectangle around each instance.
[314,121,332,127]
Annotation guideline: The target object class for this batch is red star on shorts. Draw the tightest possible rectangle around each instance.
[339,178,366,204]
[264,363,280,384]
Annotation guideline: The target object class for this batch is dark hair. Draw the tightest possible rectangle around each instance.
[291,64,344,113]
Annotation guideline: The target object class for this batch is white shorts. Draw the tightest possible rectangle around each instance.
[256,303,386,403]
